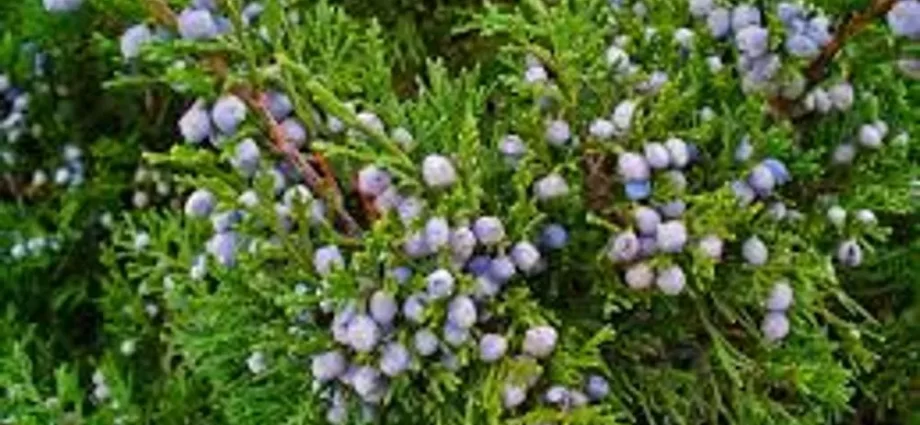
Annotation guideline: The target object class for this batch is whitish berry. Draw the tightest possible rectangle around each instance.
[190,255,207,280]
[379,343,410,377]
[827,206,847,227]
[472,216,505,246]
[874,120,890,138]
[421,217,450,251]
[748,164,776,195]
[205,231,237,267]
[897,58,920,79]
[499,134,526,161]
[608,231,640,262]
[732,180,757,206]
[503,385,527,409]
[655,265,686,295]
[534,173,570,201]
[832,143,857,165]
[447,295,477,329]
[639,70,669,94]
[178,9,218,40]
[736,26,769,58]
[689,0,714,17]
[133,191,149,209]
[708,8,732,38]
[413,329,439,356]
[785,34,820,58]
[450,226,477,261]
[369,291,398,325]
[524,65,548,83]
[656,221,688,253]
[397,196,425,225]
[585,375,610,401]
[388,267,413,285]
[888,0,920,40]
[660,200,687,218]
[837,239,863,267]
[326,404,346,425]
[211,95,247,135]
[280,118,307,146]
[766,280,794,311]
[546,119,571,146]
[522,326,558,358]
[314,245,344,276]
[10,243,26,259]
[613,100,637,131]
[346,315,380,353]
[356,111,385,134]
[351,366,385,403]
[263,90,293,120]
[374,187,402,213]
[858,124,884,149]
[312,350,346,382]
[618,152,650,181]
[426,269,455,300]
[644,142,670,169]
[674,28,696,49]
[489,256,517,283]
[541,224,569,249]
[179,101,212,144]
[402,293,427,323]
[731,4,761,32]
[185,189,216,218]
[665,138,690,169]
[211,210,241,233]
[511,241,541,273]
[422,154,458,188]
[625,180,652,201]
[233,138,260,177]
[391,127,414,148]
[589,118,616,140]
[762,158,791,185]
[605,45,631,72]
[120,24,152,60]
[829,82,854,111]
[742,236,769,266]
[443,323,470,346]
[134,232,151,250]
[545,386,570,405]
[357,165,391,197]
[479,334,508,362]
[761,312,790,342]
[855,209,877,225]
[706,55,724,72]
[474,276,502,299]
[625,262,654,290]
[403,232,430,258]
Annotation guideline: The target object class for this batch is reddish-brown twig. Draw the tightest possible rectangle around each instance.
[805,0,898,83]
[770,0,899,118]
[144,0,361,236]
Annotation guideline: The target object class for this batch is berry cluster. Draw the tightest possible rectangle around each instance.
[7,233,62,261]
[131,165,176,209]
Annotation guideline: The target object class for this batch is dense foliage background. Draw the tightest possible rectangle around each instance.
[1,0,918,424]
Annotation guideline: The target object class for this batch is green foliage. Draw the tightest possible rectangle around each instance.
[1,0,918,424]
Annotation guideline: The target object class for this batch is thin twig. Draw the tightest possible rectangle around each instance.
[770,0,898,118]
[805,0,898,83]
[144,0,362,236]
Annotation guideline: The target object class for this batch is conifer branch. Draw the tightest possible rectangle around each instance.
[143,0,362,236]
[770,0,899,118]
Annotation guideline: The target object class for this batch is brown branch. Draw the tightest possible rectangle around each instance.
[144,0,362,236]
[805,0,898,83]
[769,0,898,118]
